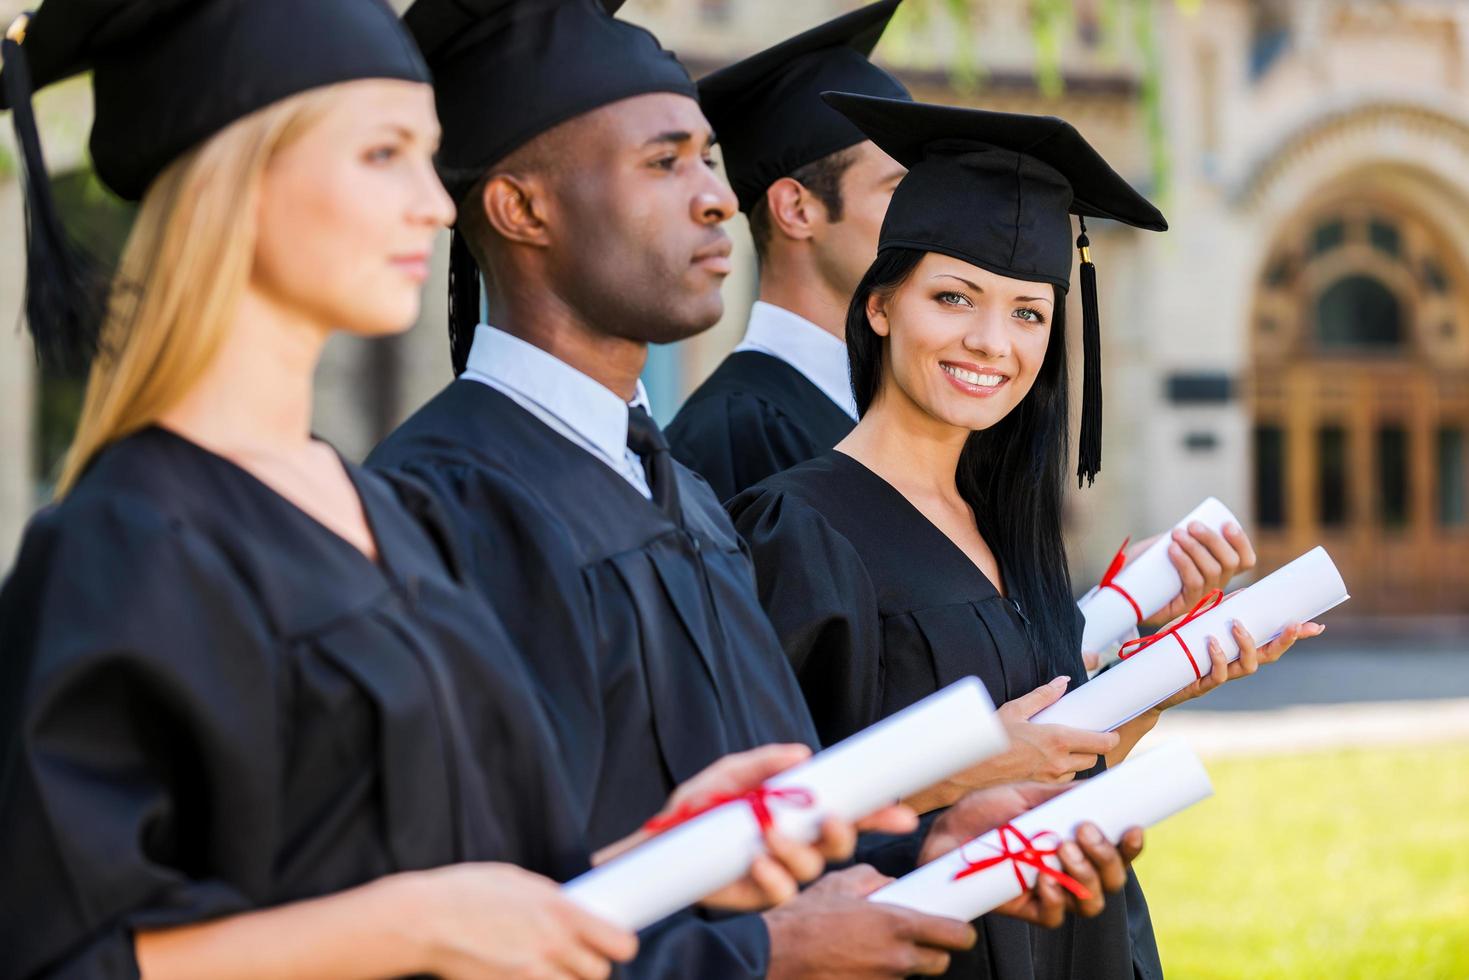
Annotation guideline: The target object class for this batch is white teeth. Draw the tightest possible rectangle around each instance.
[942,364,1005,388]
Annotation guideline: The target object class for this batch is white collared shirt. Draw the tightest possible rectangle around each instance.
[733,301,859,420]
[461,324,653,499]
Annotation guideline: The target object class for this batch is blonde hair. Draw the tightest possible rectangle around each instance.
[56,85,345,496]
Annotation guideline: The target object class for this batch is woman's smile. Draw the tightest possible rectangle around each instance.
[940,360,1010,397]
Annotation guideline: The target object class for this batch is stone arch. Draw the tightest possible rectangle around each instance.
[1233,97,1469,216]
[1235,100,1469,615]
[1249,176,1469,369]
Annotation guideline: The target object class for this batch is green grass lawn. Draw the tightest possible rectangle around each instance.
[1136,742,1469,979]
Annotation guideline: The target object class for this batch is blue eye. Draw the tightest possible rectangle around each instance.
[365,145,399,164]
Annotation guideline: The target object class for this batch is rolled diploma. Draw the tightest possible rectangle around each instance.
[868,741,1213,920]
[1080,497,1242,652]
[563,676,1008,932]
[1042,546,1348,731]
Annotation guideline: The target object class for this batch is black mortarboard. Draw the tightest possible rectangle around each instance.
[406,0,696,198]
[822,93,1168,486]
[1,0,428,373]
[403,0,698,373]
[698,0,909,214]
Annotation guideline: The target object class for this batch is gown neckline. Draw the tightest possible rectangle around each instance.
[827,449,1009,599]
[143,425,396,578]
[457,379,684,530]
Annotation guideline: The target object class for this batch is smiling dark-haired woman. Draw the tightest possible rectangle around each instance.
[729,94,1321,979]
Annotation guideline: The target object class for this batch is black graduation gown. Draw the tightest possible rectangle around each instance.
[667,350,856,503]
[368,378,821,978]
[0,427,586,980]
[728,451,1164,980]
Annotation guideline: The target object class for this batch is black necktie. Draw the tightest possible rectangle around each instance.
[626,405,681,522]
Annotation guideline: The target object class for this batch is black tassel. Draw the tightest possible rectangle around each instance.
[3,17,108,375]
[446,228,480,376]
[1076,216,1103,488]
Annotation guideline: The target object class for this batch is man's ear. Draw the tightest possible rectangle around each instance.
[481,173,553,248]
[764,177,825,244]
[865,289,891,338]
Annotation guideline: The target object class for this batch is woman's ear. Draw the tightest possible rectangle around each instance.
[865,289,891,338]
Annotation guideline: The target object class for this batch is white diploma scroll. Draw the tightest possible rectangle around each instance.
[1042,546,1349,732]
[868,742,1213,920]
[563,677,1008,932]
[1079,497,1242,653]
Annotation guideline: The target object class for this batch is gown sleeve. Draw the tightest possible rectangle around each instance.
[728,488,932,878]
[385,463,777,980]
[725,488,883,750]
[0,498,282,980]
[668,392,823,505]
[379,457,607,834]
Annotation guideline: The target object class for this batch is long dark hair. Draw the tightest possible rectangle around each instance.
[847,248,1077,676]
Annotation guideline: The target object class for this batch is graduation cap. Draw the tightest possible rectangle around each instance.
[697,0,910,215]
[403,0,698,374]
[0,0,428,373]
[822,92,1167,486]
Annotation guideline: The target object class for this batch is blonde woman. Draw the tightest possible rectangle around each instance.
[0,3,846,978]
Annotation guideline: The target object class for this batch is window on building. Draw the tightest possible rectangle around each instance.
[1368,218,1401,258]
[1254,424,1287,528]
[1248,0,1292,79]
[1316,425,1349,527]
[1438,428,1466,527]
[1423,258,1451,294]
[1377,425,1410,529]
[1316,275,1403,349]
[1311,219,1345,256]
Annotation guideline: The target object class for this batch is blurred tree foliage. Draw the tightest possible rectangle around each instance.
[887,0,1197,203]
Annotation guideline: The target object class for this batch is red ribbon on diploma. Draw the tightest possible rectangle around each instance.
[643,786,816,835]
[1116,589,1225,680]
[1097,537,1144,625]
[951,824,1093,900]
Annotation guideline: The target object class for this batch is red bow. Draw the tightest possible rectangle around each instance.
[643,786,816,835]
[1097,537,1144,625]
[1117,589,1225,680]
[951,824,1093,900]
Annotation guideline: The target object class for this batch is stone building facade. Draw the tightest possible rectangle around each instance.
[3,0,1468,616]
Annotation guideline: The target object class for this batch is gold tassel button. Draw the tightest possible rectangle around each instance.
[4,12,29,45]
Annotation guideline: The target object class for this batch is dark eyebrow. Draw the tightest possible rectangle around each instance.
[931,274,1052,305]
[644,130,692,147]
[932,273,984,292]
[643,130,717,152]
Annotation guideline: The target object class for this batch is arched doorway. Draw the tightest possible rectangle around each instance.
[1249,194,1469,614]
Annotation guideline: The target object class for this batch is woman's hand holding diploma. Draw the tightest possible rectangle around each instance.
[903,680,1119,813]
[1141,520,1258,629]
[1103,611,1326,766]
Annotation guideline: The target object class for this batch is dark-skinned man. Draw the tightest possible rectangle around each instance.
[370,2,1142,977]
